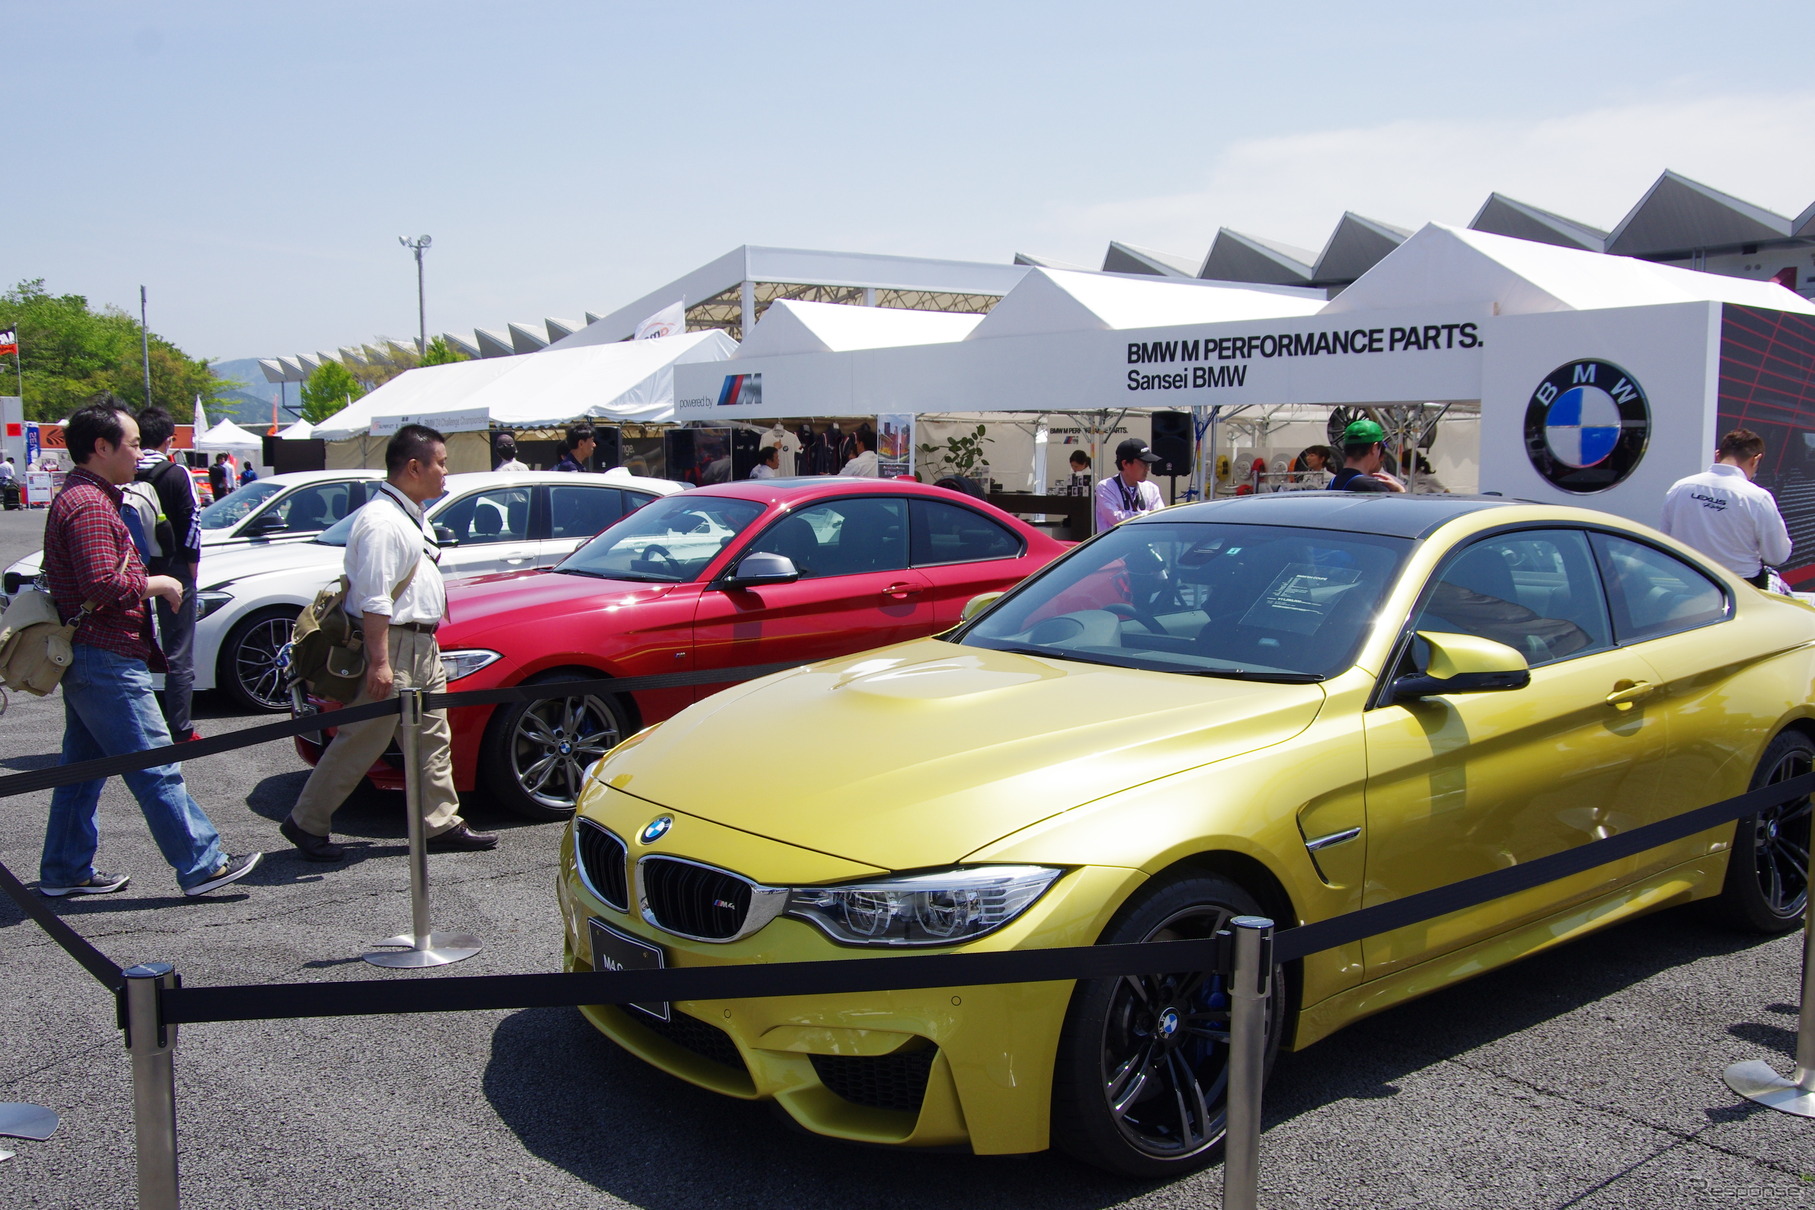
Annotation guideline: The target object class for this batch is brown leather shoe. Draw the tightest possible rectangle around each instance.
[427,824,499,852]
[280,817,345,862]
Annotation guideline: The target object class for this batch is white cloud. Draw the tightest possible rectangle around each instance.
[1044,92,1815,264]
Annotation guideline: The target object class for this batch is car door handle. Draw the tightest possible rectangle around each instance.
[883,583,922,599]
[1605,680,1655,709]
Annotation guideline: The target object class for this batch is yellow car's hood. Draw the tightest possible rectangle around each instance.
[597,639,1325,870]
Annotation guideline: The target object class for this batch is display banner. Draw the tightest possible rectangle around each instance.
[369,405,491,437]
[675,306,1490,421]
[877,413,913,478]
[1479,301,1717,528]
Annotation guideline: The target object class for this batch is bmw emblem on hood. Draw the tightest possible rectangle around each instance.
[640,816,673,845]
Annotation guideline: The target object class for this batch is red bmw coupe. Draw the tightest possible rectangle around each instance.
[297,478,1070,819]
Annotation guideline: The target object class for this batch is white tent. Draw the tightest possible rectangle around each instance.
[964,268,1324,339]
[274,419,314,440]
[194,419,265,450]
[732,300,981,359]
[311,329,737,441]
[675,225,1815,579]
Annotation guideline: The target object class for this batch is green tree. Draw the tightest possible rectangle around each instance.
[0,279,232,421]
[419,336,465,367]
[300,360,366,423]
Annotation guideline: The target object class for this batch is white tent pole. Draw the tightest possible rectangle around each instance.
[741,281,756,340]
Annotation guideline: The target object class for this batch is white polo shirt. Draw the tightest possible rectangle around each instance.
[1659,462,1792,578]
[345,483,446,625]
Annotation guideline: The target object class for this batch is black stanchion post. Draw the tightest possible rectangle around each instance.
[1223,916,1273,1210]
[124,963,180,1210]
[1724,820,1815,1116]
[365,686,480,968]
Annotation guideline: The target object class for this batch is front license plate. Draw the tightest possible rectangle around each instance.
[589,918,669,1021]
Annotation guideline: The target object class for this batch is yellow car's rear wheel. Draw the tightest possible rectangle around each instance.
[1717,729,1813,934]
[1050,873,1284,1178]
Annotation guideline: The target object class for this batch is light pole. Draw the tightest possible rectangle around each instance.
[398,235,431,355]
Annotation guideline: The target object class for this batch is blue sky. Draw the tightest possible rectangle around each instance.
[8,0,1814,373]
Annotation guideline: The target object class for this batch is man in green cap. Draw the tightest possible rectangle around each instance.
[1328,418,1406,493]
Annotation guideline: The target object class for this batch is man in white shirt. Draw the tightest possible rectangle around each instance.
[749,446,780,479]
[838,424,880,477]
[1660,428,1792,588]
[1094,438,1165,533]
[280,424,497,861]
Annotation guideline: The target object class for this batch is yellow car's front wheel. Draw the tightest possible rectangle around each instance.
[1050,873,1285,1177]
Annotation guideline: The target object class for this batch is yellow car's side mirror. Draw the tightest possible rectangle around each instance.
[961,592,1004,622]
[1391,631,1531,703]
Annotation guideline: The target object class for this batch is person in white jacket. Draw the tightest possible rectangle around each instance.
[1660,429,1792,588]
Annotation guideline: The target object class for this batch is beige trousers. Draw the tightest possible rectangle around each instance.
[289,627,462,839]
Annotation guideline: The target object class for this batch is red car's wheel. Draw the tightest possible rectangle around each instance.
[481,671,633,821]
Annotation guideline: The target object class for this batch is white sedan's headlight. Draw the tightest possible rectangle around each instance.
[784,865,1064,947]
[196,591,233,620]
[440,648,503,681]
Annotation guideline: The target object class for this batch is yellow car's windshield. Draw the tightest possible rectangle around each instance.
[959,520,1412,680]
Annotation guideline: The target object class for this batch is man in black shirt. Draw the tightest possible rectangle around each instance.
[135,407,205,741]
[1327,419,1407,494]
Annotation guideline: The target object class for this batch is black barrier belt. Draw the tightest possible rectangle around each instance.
[1272,770,1815,964]
[159,934,1231,1025]
[0,660,807,803]
[158,769,1815,1026]
[0,858,124,989]
[0,699,401,801]
[426,659,807,711]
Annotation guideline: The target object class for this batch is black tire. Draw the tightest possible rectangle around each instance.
[1050,873,1285,1178]
[1715,730,1813,933]
[220,606,297,712]
[481,671,632,822]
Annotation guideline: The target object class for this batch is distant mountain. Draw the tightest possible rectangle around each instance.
[208,358,303,429]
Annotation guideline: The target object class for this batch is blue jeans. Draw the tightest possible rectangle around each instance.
[41,643,226,891]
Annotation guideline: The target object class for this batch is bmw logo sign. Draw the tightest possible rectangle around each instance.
[640,816,673,845]
[1523,358,1650,494]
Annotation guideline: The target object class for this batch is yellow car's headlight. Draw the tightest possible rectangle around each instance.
[784,865,1064,947]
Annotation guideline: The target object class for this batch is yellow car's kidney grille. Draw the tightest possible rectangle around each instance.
[810,1046,937,1112]
[575,819,629,910]
[643,857,751,939]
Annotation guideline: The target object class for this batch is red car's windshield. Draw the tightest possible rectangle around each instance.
[556,493,766,583]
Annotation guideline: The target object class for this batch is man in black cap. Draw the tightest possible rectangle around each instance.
[492,433,527,472]
[1094,437,1165,533]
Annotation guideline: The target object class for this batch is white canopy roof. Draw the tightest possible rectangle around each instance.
[965,268,1324,341]
[195,419,265,449]
[311,329,737,440]
[733,300,980,359]
[1324,223,1815,317]
[274,419,314,440]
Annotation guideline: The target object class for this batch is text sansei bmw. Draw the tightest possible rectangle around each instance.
[556,492,1814,1176]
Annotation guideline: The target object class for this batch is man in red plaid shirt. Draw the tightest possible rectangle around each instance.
[38,398,261,899]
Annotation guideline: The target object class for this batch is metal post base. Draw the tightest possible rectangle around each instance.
[1724,1060,1815,1117]
[364,932,482,968]
[0,1103,58,1141]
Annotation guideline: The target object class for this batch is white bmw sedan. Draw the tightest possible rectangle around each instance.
[194,469,683,710]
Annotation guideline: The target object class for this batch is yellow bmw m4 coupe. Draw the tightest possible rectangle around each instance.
[557,493,1815,1176]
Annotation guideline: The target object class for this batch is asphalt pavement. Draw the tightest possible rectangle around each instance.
[1,505,1812,1209]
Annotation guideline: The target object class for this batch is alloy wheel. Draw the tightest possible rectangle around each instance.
[1097,903,1235,1161]
[233,613,295,711]
[508,693,623,811]
[1750,745,1812,918]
